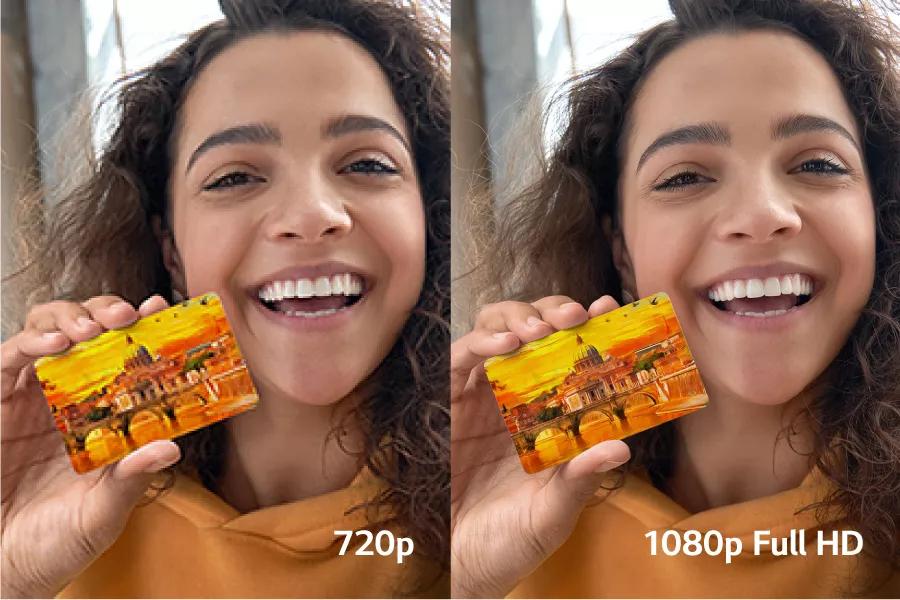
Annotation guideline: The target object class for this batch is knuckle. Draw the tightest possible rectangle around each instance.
[474,300,526,328]
[24,304,45,322]
[537,295,574,306]
[26,300,58,318]
[56,301,86,318]
[24,302,63,328]
[474,302,500,323]
[82,295,125,312]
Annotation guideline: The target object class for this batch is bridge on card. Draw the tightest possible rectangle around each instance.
[509,365,703,452]
[67,364,252,449]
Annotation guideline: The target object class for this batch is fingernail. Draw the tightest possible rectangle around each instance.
[76,317,94,329]
[561,302,582,310]
[144,456,178,474]
[111,301,131,310]
[42,331,64,340]
[493,332,511,339]
[597,458,629,472]
[526,317,545,328]
[139,447,180,473]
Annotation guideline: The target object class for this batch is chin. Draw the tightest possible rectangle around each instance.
[288,376,366,407]
[248,361,374,407]
[712,361,821,407]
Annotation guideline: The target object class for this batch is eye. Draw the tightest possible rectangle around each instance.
[790,158,849,175]
[652,170,715,191]
[202,171,265,191]
[340,158,399,176]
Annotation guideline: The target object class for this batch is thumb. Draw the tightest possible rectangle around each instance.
[103,440,181,507]
[550,440,631,505]
[534,440,631,541]
[73,440,181,562]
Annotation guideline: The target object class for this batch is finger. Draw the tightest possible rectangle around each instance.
[531,296,589,330]
[587,295,621,319]
[110,440,181,480]
[137,294,170,318]
[450,329,521,399]
[29,301,103,343]
[524,441,631,560]
[82,296,140,330]
[84,441,181,540]
[1,330,70,397]
[475,301,557,343]
[548,440,630,504]
[24,301,96,338]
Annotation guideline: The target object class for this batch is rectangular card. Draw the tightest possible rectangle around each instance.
[35,293,259,474]
[484,293,709,473]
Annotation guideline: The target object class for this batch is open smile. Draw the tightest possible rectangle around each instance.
[256,272,366,318]
[706,272,815,317]
[697,267,825,331]
[247,263,373,331]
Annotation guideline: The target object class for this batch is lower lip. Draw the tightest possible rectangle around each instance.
[249,293,368,333]
[699,291,820,332]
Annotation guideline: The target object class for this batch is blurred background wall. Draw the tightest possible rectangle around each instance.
[2,0,36,325]
[1,0,221,337]
[450,0,672,339]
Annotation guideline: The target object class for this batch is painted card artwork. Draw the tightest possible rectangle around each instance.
[35,293,259,474]
[484,293,709,473]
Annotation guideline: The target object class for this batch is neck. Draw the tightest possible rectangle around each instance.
[667,377,826,513]
[217,384,366,512]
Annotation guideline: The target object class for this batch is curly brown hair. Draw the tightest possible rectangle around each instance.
[469,0,899,579]
[7,0,449,570]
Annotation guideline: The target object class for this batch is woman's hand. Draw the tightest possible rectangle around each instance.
[450,295,630,598]
[1,295,181,598]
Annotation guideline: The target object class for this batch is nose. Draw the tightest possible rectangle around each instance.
[715,177,802,243]
[264,179,352,243]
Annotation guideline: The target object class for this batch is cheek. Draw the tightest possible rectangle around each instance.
[628,208,702,298]
[176,214,254,297]
[816,194,876,312]
[369,200,427,307]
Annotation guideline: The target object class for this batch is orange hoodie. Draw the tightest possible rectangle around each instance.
[509,469,898,598]
[58,468,448,598]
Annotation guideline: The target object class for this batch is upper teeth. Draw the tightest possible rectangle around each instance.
[707,273,813,302]
[258,273,363,302]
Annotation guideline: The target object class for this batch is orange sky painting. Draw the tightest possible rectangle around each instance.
[36,294,230,408]
[484,293,682,409]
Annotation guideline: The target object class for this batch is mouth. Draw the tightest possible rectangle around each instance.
[255,273,366,318]
[705,273,816,318]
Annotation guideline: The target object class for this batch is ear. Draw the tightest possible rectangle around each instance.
[601,214,637,300]
[151,215,187,299]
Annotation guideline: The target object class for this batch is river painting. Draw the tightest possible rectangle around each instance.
[484,293,709,473]
[35,293,259,473]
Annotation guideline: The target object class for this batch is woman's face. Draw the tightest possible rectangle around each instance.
[616,31,875,406]
[165,31,425,406]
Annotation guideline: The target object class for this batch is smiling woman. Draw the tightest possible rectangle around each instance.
[2,0,448,598]
[452,0,899,597]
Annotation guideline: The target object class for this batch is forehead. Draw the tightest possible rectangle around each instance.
[624,30,859,161]
[173,30,407,163]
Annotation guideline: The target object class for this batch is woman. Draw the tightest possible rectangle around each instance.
[1,0,449,597]
[452,0,899,597]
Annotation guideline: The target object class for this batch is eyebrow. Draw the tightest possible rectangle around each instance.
[185,114,412,175]
[186,123,281,173]
[635,113,861,174]
[772,113,859,150]
[323,114,411,154]
[636,122,731,172]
